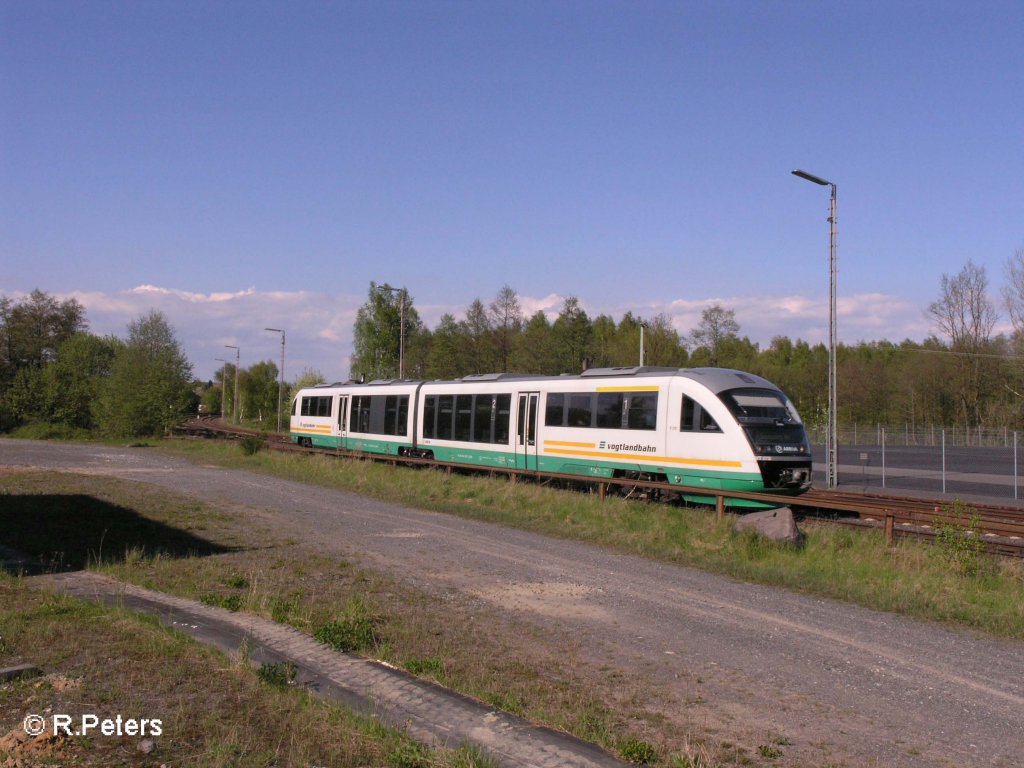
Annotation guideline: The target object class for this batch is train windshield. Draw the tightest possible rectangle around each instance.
[719,388,809,457]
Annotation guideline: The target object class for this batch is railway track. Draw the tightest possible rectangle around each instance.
[794,489,1024,557]
[177,418,1024,557]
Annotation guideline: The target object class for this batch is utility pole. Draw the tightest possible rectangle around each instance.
[792,168,838,489]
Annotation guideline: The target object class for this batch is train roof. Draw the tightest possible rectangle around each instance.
[302,367,781,393]
[677,368,780,394]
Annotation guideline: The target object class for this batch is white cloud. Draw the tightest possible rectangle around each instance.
[9,284,938,381]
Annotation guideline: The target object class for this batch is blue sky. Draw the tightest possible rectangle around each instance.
[2,1,1022,381]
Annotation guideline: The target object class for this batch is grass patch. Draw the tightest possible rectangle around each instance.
[256,660,296,688]
[315,600,379,653]
[3,470,685,762]
[0,574,482,767]
[7,421,94,441]
[159,439,1024,640]
[200,592,243,611]
[5,447,1024,766]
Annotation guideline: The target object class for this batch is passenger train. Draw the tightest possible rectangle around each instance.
[290,367,812,504]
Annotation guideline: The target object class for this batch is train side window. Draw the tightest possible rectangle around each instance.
[350,396,366,433]
[626,393,658,430]
[494,394,511,443]
[568,394,593,427]
[437,395,454,440]
[454,395,473,441]
[681,395,721,433]
[384,395,409,436]
[396,395,409,436]
[352,397,364,434]
[596,393,624,429]
[423,396,436,439]
[303,396,331,417]
[545,393,565,426]
[472,395,492,442]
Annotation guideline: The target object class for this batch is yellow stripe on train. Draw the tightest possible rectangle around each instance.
[543,446,742,468]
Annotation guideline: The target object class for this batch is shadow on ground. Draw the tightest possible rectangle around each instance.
[0,494,237,574]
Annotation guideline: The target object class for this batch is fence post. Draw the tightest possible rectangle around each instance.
[884,513,894,546]
[942,429,947,494]
[716,495,725,519]
[599,482,607,501]
[1015,432,1019,501]
[881,427,886,489]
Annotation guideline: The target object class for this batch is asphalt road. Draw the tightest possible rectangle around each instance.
[3,439,1023,767]
[811,443,1024,505]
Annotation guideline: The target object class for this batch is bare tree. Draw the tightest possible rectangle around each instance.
[927,260,998,424]
[1002,248,1024,337]
[929,260,997,348]
[489,285,523,372]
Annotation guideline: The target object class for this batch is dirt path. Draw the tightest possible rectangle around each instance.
[3,439,1022,767]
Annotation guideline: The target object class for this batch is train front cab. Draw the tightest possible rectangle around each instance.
[667,370,812,499]
[716,385,812,493]
[291,386,340,448]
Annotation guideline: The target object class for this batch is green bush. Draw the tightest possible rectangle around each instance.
[387,742,431,768]
[315,616,377,652]
[256,661,296,687]
[239,435,266,456]
[200,593,242,612]
[620,737,658,764]
[934,500,986,577]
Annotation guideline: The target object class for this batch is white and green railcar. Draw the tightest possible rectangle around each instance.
[290,367,812,503]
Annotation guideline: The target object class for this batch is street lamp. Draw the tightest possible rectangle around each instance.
[214,358,228,419]
[792,168,838,489]
[639,321,648,367]
[224,344,240,424]
[265,328,285,433]
[379,285,406,379]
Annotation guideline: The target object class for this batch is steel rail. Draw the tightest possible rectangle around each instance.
[176,419,1024,557]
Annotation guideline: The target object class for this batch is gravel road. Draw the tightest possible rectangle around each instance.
[3,439,1022,767]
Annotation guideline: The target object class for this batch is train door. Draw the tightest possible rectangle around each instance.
[336,395,348,450]
[516,392,539,471]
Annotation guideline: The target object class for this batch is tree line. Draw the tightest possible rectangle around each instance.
[0,291,194,436]
[351,254,1024,435]
[3,251,1023,438]
[0,290,304,436]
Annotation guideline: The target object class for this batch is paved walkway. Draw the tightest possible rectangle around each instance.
[31,571,626,768]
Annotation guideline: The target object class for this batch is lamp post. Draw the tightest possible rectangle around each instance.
[265,328,285,433]
[639,321,648,366]
[792,168,838,489]
[214,358,228,419]
[224,344,240,424]
[379,285,406,379]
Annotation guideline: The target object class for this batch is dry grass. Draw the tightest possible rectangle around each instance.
[0,576,496,767]
[5,445,1024,766]
[164,440,1024,639]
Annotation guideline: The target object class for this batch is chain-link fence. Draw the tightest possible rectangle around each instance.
[806,424,1022,449]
